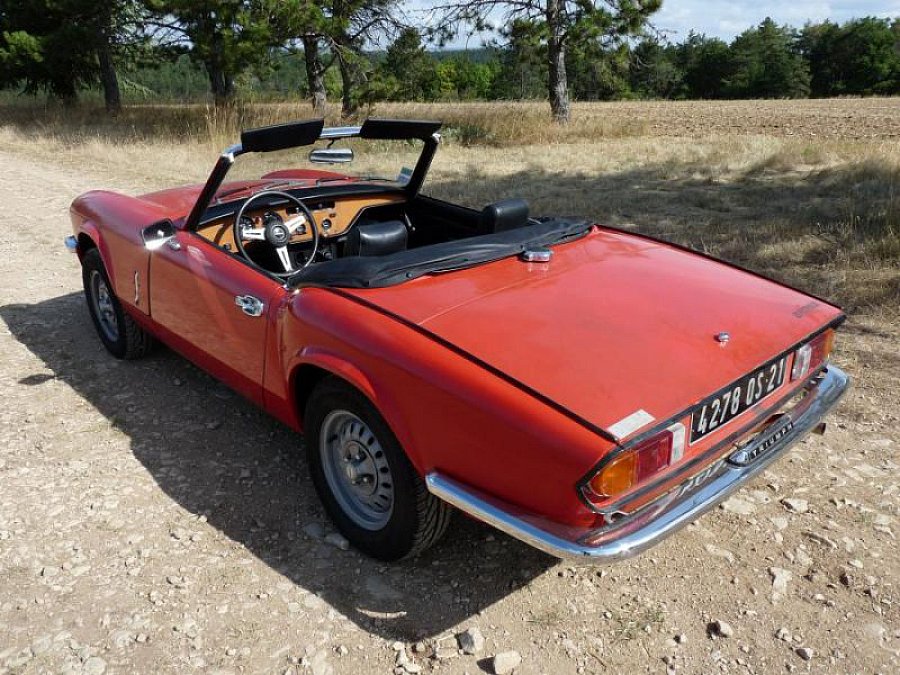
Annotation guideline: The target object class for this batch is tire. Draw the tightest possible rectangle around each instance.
[305,377,453,561]
[82,248,153,360]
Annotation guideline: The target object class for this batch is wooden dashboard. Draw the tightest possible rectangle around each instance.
[196,193,405,250]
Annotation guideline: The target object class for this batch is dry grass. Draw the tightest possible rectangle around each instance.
[1,98,898,313]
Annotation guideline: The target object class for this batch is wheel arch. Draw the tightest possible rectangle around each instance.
[289,352,424,472]
[73,222,117,292]
[77,232,97,257]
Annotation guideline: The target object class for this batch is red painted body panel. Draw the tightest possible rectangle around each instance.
[149,231,284,405]
[346,227,843,443]
[69,191,173,315]
[273,287,611,527]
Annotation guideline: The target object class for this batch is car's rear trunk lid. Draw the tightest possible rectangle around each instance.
[348,227,843,441]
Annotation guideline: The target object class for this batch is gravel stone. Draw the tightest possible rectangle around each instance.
[710,620,734,638]
[803,531,837,548]
[457,627,485,655]
[781,498,809,513]
[721,497,756,515]
[769,567,793,601]
[83,656,107,675]
[796,647,813,661]
[770,517,789,531]
[302,523,325,540]
[433,646,458,660]
[324,532,350,550]
[492,650,522,674]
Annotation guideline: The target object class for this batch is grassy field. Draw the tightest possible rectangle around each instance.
[1,98,898,314]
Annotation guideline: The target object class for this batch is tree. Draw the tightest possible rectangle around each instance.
[145,1,274,105]
[325,0,406,117]
[727,18,810,98]
[629,38,680,99]
[492,19,546,99]
[376,28,438,100]
[433,1,661,123]
[569,39,631,100]
[675,33,732,99]
[798,21,841,97]
[265,0,330,112]
[96,1,147,113]
[801,18,900,96]
[268,0,404,117]
[0,0,140,110]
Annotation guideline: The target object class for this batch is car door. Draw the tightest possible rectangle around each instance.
[148,229,284,405]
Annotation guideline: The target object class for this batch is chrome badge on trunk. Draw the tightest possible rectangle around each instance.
[728,416,795,467]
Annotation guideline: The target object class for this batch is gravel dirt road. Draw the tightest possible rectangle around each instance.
[0,149,897,674]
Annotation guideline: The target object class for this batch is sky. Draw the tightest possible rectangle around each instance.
[653,1,899,41]
[409,1,900,47]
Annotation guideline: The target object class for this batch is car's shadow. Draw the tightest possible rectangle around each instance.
[0,294,556,641]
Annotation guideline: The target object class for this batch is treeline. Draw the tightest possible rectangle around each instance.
[1,2,898,126]
[127,16,900,104]
[629,17,900,100]
[346,16,900,103]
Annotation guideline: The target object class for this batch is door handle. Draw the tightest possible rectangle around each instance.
[235,295,265,317]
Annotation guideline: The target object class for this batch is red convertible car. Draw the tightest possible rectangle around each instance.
[66,118,848,561]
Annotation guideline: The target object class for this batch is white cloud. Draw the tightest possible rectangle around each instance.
[656,1,900,40]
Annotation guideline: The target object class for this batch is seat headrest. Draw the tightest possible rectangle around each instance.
[345,220,408,257]
[479,198,530,234]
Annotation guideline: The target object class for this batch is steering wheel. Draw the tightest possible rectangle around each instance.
[233,190,320,277]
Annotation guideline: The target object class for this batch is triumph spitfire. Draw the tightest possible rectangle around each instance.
[66,118,848,561]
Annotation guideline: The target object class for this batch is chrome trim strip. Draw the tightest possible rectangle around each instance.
[426,365,849,562]
[64,235,78,251]
[320,125,362,139]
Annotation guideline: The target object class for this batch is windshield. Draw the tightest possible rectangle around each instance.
[223,136,426,190]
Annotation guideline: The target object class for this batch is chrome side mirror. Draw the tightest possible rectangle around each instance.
[142,220,177,250]
[308,147,354,164]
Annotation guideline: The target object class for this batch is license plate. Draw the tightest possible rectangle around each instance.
[691,355,788,443]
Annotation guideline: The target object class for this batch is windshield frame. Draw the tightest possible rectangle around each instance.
[183,118,441,232]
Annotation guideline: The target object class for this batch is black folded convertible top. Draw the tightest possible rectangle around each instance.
[288,219,592,289]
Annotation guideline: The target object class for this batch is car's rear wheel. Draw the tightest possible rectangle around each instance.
[305,377,453,560]
[82,248,153,360]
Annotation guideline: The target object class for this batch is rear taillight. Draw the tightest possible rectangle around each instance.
[583,423,685,503]
[791,330,835,381]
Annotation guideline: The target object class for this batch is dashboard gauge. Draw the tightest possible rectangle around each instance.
[238,215,255,233]
[263,211,284,228]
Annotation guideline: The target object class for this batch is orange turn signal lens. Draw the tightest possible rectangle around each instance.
[816,329,835,362]
[589,452,636,497]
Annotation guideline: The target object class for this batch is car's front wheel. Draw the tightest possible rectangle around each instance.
[304,377,452,560]
[82,248,153,360]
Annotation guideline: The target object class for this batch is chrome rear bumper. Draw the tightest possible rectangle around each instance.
[426,365,849,562]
